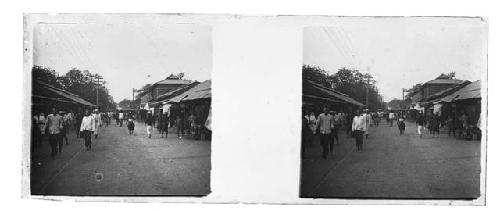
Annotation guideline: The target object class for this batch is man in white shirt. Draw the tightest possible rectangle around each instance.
[317,107,334,159]
[80,109,95,151]
[118,111,124,127]
[352,109,366,151]
[47,108,63,159]
[389,111,395,127]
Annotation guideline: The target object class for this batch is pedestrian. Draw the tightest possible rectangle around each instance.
[80,109,95,151]
[416,112,425,138]
[127,116,135,135]
[352,109,366,151]
[92,109,102,139]
[317,107,334,159]
[187,112,195,135]
[145,112,154,138]
[118,110,124,127]
[447,115,456,137]
[38,112,47,139]
[160,113,169,138]
[397,116,406,135]
[176,112,185,139]
[363,110,371,139]
[60,111,69,145]
[332,111,341,145]
[305,111,317,146]
[75,112,83,138]
[302,114,311,156]
[31,114,42,152]
[389,111,395,127]
[429,113,440,138]
[47,108,63,159]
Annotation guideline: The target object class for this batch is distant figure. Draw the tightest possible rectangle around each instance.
[176,112,185,139]
[332,111,341,144]
[145,113,154,138]
[305,111,317,146]
[80,109,95,151]
[447,115,456,137]
[352,110,366,151]
[59,111,69,145]
[47,108,63,159]
[416,113,425,138]
[159,113,169,138]
[118,111,124,127]
[363,110,370,139]
[397,117,406,135]
[127,116,135,135]
[429,113,440,138]
[317,107,334,159]
[388,112,395,127]
[92,109,102,139]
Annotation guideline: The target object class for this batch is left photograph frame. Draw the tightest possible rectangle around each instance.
[23,14,212,197]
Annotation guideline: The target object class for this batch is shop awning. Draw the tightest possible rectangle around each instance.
[33,81,95,106]
[168,80,211,103]
[440,80,481,102]
[303,80,364,107]
[181,80,211,101]
[154,81,201,103]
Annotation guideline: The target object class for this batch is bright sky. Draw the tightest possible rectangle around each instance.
[33,17,212,102]
[303,17,487,101]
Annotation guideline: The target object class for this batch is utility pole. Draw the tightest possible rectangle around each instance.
[402,88,405,101]
[365,76,372,109]
[91,74,103,109]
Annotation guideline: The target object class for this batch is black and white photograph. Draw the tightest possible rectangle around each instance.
[27,15,212,196]
[300,17,486,199]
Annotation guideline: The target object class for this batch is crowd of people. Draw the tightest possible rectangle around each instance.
[302,107,412,159]
[301,106,481,160]
[415,111,480,140]
[32,108,110,160]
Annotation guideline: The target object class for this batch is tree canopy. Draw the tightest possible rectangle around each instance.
[32,66,117,111]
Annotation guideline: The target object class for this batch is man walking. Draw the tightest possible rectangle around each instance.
[389,111,395,127]
[47,108,63,159]
[416,112,425,138]
[118,110,124,127]
[80,109,95,151]
[145,112,154,139]
[352,110,366,151]
[317,107,333,159]
[332,111,341,145]
[92,109,102,139]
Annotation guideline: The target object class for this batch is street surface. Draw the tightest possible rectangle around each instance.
[31,122,211,196]
[300,121,481,199]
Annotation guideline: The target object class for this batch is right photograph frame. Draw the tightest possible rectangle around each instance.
[300,18,486,199]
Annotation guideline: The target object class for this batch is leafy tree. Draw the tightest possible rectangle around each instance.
[33,66,117,111]
[32,65,62,89]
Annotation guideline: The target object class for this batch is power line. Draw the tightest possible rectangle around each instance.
[322,27,353,68]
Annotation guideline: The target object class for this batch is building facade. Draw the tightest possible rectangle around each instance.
[136,74,192,105]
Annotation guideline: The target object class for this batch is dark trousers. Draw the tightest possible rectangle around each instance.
[177,124,184,136]
[82,130,92,149]
[320,133,332,158]
[49,134,62,158]
[354,130,364,149]
[332,126,339,144]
